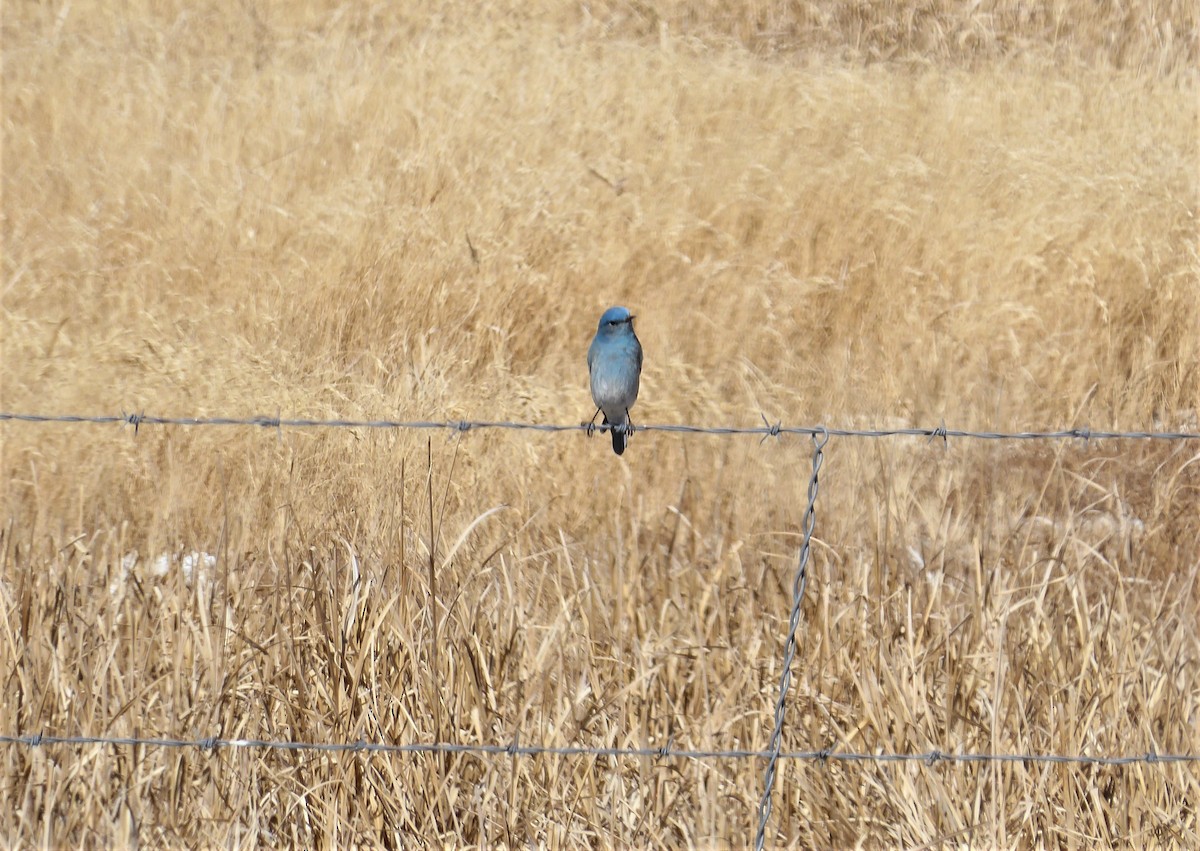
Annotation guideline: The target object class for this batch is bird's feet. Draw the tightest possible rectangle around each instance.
[584,407,602,437]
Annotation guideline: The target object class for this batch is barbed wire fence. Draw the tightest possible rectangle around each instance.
[3,409,1199,845]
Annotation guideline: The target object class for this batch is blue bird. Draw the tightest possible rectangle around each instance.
[587,306,643,455]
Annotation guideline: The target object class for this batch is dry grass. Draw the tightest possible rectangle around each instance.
[3,0,1199,847]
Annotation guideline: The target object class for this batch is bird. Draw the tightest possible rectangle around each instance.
[587,306,643,455]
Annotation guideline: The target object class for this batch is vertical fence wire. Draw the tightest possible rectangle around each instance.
[754,427,829,849]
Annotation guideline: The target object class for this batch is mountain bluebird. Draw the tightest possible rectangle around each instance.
[587,306,643,456]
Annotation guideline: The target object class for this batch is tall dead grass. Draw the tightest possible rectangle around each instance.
[3,0,1198,847]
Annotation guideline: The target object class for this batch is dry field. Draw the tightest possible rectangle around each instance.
[3,1,1199,847]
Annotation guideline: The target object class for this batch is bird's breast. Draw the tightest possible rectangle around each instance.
[589,349,641,412]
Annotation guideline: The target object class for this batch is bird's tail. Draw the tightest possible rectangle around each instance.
[607,415,627,455]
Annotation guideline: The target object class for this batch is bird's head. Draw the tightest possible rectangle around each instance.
[596,306,636,334]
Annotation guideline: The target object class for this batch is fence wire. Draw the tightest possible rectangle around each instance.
[3,734,1195,766]
[2,410,1199,441]
[4,407,1199,845]
[755,429,827,850]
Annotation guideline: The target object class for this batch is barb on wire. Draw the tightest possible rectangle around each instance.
[758,412,784,445]
[2,734,1194,767]
[755,427,828,851]
[2,411,1199,441]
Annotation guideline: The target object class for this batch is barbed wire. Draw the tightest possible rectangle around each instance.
[756,429,826,850]
[6,406,1199,844]
[2,733,1195,766]
[2,411,1199,441]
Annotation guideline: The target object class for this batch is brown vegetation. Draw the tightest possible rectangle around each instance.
[3,0,1198,846]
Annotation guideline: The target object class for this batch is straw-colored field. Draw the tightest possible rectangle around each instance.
[3,1,1198,847]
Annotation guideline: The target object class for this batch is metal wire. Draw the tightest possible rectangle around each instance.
[2,734,1194,766]
[4,406,1198,843]
[755,428,827,850]
[2,410,1198,441]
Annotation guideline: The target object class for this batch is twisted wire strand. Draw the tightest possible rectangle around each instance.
[755,429,827,850]
[1,411,1198,440]
[2,734,1193,766]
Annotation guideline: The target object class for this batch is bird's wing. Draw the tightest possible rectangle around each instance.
[635,337,644,373]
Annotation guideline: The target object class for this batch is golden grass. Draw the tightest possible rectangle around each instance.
[3,0,1199,847]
